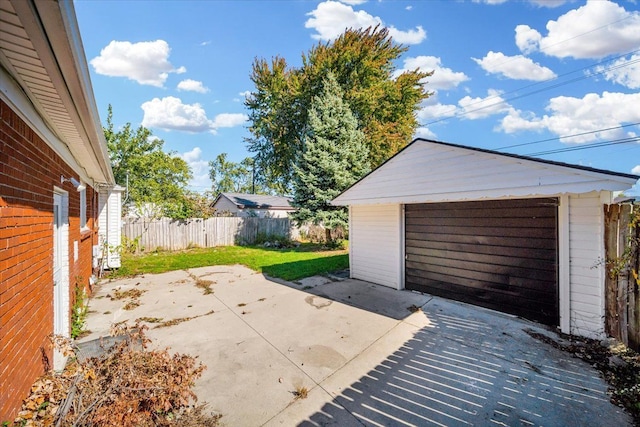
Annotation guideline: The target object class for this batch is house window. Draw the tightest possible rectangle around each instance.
[80,188,87,229]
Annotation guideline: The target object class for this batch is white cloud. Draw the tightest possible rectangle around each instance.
[473,51,556,81]
[596,54,640,89]
[239,90,252,98]
[458,89,512,120]
[417,102,458,121]
[414,127,437,139]
[515,24,542,55]
[177,79,210,93]
[498,92,640,142]
[499,109,547,134]
[394,56,469,90]
[142,97,213,132]
[516,0,640,59]
[305,1,426,45]
[180,147,211,190]
[632,165,640,175]
[141,96,248,133]
[340,0,367,4]
[90,40,185,87]
[211,113,249,128]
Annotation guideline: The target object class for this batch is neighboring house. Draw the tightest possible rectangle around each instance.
[212,193,294,218]
[0,0,120,420]
[332,138,639,339]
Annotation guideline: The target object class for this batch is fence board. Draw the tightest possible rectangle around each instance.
[122,217,295,252]
[604,203,639,351]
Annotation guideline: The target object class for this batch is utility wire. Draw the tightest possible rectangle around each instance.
[526,136,640,156]
[496,121,640,150]
[421,50,640,126]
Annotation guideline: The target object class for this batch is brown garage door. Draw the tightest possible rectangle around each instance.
[405,198,558,326]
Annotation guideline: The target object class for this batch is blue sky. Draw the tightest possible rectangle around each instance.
[74,0,640,194]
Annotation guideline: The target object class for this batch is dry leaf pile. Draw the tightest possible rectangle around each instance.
[12,324,220,427]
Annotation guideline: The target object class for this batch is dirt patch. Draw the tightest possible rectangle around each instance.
[525,329,640,424]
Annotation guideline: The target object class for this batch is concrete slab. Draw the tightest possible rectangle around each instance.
[82,268,633,427]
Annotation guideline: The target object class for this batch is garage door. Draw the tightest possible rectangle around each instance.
[405,198,558,326]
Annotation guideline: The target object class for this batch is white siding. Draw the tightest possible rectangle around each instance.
[350,204,401,289]
[213,197,241,215]
[568,192,606,338]
[98,188,123,269]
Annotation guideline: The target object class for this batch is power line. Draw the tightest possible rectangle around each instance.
[420,49,640,126]
[526,136,640,157]
[496,121,640,150]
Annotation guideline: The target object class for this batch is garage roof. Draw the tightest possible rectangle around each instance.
[333,139,639,206]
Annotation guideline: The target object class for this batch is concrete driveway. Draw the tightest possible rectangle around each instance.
[81,266,631,427]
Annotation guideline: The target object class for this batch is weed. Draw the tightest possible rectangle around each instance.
[293,386,309,400]
[186,271,215,295]
[137,317,164,323]
[109,288,145,301]
[71,282,88,339]
[154,310,215,329]
[123,300,141,311]
[407,304,422,313]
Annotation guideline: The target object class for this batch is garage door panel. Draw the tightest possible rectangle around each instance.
[406,260,557,292]
[405,231,557,250]
[406,272,558,310]
[405,239,556,261]
[405,276,557,324]
[406,252,557,282]
[407,246,556,272]
[406,198,559,326]
[406,215,557,229]
[406,224,556,239]
[405,206,555,219]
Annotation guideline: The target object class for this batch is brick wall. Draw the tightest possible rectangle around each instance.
[0,99,98,421]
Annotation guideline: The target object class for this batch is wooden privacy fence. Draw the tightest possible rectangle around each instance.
[122,217,297,252]
[604,203,640,351]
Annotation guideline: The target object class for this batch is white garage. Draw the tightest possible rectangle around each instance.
[333,139,638,338]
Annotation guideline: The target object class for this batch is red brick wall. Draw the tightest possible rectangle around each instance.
[0,99,99,421]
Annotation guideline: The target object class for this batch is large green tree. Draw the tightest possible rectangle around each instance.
[291,72,370,241]
[104,106,192,217]
[208,153,260,194]
[246,25,430,193]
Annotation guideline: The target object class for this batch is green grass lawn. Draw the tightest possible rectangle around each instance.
[111,243,349,281]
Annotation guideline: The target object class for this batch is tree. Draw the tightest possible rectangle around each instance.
[162,191,216,220]
[246,26,430,193]
[291,72,370,241]
[104,105,192,217]
[208,153,278,195]
[209,153,256,194]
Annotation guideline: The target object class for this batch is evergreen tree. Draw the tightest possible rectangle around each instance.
[291,72,370,241]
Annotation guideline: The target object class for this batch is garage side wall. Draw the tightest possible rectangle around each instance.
[350,204,401,289]
[568,192,607,338]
